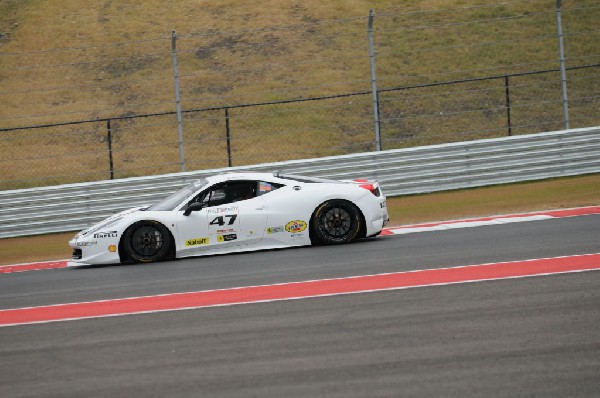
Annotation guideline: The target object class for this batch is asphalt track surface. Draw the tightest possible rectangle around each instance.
[1,215,599,397]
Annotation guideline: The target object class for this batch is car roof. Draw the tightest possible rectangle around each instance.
[202,172,344,185]
[206,172,276,182]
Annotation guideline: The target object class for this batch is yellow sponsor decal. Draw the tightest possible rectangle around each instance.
[185,237,209,246]
[285,220,307,233]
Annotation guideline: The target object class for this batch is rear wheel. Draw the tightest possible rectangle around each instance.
[311,200,362,244]
[122,221,171,263]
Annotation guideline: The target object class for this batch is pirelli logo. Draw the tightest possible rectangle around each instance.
[185,237,209,246]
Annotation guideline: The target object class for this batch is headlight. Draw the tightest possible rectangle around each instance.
[81,216,124,236]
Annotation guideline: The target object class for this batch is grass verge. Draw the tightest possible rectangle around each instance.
[1,174,598,266]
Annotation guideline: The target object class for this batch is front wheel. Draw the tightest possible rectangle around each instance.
[311,200,362,244]
[122,221,172,263]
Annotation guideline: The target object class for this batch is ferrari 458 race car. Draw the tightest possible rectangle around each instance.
[68,172,388,267]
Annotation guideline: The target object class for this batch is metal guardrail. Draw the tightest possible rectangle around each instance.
[1,127,599,238]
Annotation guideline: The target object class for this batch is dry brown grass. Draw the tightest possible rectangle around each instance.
[387,173,600,225]
[1,1,599,189]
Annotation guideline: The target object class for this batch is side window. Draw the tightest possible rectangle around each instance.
[220,181,256,204]
[203,186,227,207]
[183,190,210,210]
[257,181,284,196]
[186,181,258,209]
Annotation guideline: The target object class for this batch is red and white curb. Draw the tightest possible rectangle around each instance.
[380,206,600,236]
[1,252,599,327]
[0,260,68,274]
[1,206,598,274]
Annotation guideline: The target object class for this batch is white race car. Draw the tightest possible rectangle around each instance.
[68,172,388,267]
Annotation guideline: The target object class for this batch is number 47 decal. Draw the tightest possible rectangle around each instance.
[210,214,238,226]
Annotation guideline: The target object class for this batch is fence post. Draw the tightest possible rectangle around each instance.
[106,119,114,179]
[368,10,382,151]
[504,76,512,136]
[225,108,232,167]
[171,30,186,172]
[556,0,570,129]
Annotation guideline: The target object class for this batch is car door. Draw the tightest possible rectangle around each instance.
[176,206,212,256]
[206,195,267,247]
[176,180,268,255]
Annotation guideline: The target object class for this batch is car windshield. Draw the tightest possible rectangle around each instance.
[147,178,209,211]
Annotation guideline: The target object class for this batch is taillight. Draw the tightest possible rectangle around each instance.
[355,180,381,197]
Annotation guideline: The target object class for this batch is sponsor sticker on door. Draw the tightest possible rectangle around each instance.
[217,234,237,242]
[267,226,284,234]
[285,220,307,233]
[185,237,210,246]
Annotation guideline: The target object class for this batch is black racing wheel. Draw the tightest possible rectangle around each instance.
[311,200,362,244]
[122,221,172,263]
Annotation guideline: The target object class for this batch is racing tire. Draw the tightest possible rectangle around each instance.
[311,200,362,244]
[122,221,172,263]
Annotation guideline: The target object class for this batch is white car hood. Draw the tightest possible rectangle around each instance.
[79,206,147,237]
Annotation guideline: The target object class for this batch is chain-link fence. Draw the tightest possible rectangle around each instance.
[1,0,599,190]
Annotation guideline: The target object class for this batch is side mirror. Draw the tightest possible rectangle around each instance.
[183,202,204,216]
